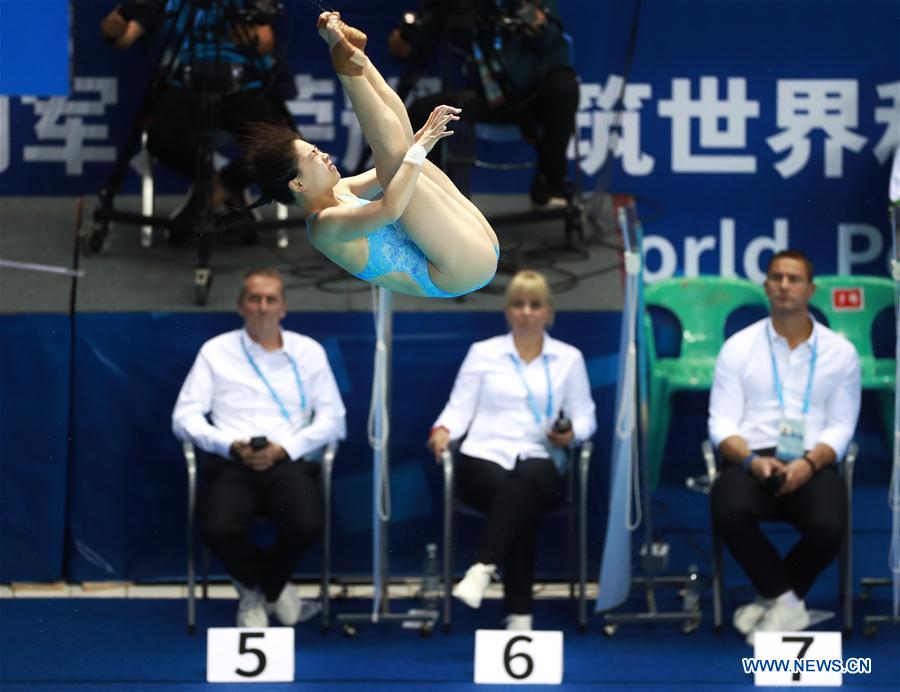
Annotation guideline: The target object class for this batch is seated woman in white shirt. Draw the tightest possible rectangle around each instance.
[427,270,597,630]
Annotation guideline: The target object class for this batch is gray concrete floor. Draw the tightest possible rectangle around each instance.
[0,194,623,313]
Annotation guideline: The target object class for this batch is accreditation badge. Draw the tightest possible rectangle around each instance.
[775,416,806,460]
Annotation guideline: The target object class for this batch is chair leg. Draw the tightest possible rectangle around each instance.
[655,394,673,489]
[567,501,576,601]
[187,518,195,635]
[202,547,210,601]
[878,389,894,446]
[321,469,332,633]
[577,460,589,634]
[647,382,670,489]
[840,491,853,637]
[712,528,724,634]
[187,461,196,635]
[443,458,454,634]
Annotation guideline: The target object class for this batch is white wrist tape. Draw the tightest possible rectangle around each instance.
[403,143,427,166]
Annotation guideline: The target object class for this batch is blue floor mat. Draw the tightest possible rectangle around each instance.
[2,596,898,691]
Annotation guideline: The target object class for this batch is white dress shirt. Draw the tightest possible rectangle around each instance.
[708,317,860,459]
[172,329,346,461]
[433,332,597,471]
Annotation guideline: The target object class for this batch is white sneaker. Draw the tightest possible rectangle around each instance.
[266,584,322,626]
[265,583,302,626]
[746,600,810,645]
[504,614,533,631]
[733,597,774,635]
[235,583,268,628]
[452,563,496,609]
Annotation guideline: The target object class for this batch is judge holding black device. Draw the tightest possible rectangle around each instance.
[426,270,596,631]
[173,268,346,628]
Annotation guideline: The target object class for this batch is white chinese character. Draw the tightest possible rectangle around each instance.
[766,79,867,178]
[286,74,336,141]
[873,80,900,165]
[0,97,9,174]
[571,75,654,176]
[21,77,117,175]
[658,77,759,173]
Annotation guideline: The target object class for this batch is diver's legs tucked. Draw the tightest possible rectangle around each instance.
[320,13,497,292]
[357,56,496,249]
[422,160,498,248]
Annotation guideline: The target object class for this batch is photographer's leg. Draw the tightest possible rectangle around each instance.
[146,89,198,181]
[532,67,579,197]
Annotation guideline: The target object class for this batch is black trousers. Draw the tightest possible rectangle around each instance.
[407,67,579,188]
[710,453,847,599]
[456,454,562,614]
[145,87,292,194]
[200,456,323,602]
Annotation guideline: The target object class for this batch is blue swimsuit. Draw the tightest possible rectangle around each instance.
[310,193,499,298]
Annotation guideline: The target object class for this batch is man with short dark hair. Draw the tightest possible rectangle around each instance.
[173,269,345,627]
[708,249,860,644]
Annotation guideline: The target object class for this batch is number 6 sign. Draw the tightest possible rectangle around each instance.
[474,630,564,684]
[207,628,295,682]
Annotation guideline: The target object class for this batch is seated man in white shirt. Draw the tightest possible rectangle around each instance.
[427,270,597,630]
[172,268,346,627]
[708,249,860,644]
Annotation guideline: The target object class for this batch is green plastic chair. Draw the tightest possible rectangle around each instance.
[809,275,896,438]
[644,277,768,487]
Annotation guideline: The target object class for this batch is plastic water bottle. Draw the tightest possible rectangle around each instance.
[683,564,700,613]
[421,542,441,612]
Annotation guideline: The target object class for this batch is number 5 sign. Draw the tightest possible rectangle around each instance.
[474,630,564,684]
[207,628,295,682]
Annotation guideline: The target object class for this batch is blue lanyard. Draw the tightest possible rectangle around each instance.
[766,324,818,415]
[509,353,554,425]
[241,335,307,422]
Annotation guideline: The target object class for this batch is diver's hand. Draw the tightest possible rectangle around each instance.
[415,105,460,154]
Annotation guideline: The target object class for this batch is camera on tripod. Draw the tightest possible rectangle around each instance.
[90,0,294,304]
[395,1,549,46]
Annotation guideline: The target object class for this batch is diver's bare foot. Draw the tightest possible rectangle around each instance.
[317,12,366,76]
[317,12,341,47]
[316,11,366,50]
[333,13,367,50]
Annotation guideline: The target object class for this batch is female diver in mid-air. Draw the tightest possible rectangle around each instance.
[244,11,500,298]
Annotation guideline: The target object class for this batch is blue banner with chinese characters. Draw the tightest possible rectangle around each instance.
[0,0,897,278]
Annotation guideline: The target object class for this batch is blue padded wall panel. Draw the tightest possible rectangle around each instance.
[5,309,892,583]
[64,311,615,582]
[0,314,71,581]
[66,312,242,581]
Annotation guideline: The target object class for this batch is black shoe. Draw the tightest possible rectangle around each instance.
[530,174,573,210]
